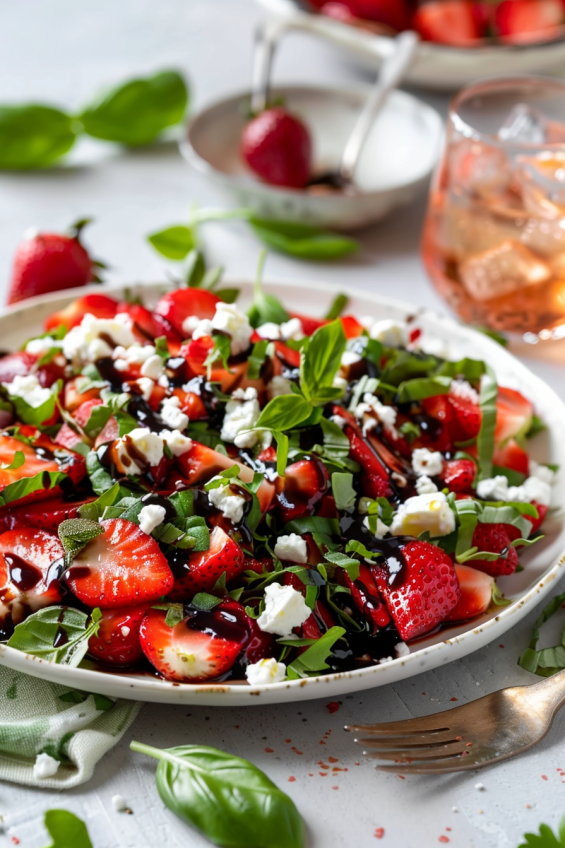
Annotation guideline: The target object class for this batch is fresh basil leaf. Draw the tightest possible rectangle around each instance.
[7,606,102,666]
[0,450,25,470]
[42,809,93,848]
[115,409,138,437]
[381,351,438,386]
[247,252,290,328]
[164,605,185,628]
[476,365,498,481]
[331,472,356,512]
[169,489,195,519]
[435,358,485,383]
[9,388,57,427]
[148,225,196,260]
[300,320,346,405]
[345,539,381,561]
[491,464,526,487]
[130,741,305,848]
[285,516,340,537]
[86,451,115,495]
[396,376,452,403]
[249,217,358,261]
[191,592,223,611]
[80,70,188,146]
[204,333,232,374]
[0,468,67,507]
[398,421,420,444]
[184,249,206,287]
[324,551,360,581]
[247,340,271,381]
[256,395,312,431]
[215,287,240,304]
[526,414,546,439]
[287,626,345,677]
[201,266,223,290]
[58,518,104,567]
[77,482,124,521]
[519,588,565,678]
[454,500,479,562]
[272,430,289,477]
[325,294,348,320]
[320,417,350,455]
[0,104,76,169]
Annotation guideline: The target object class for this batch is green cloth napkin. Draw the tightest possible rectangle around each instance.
[0,666,140,789]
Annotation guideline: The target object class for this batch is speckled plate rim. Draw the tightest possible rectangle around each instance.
[0,278,563,706]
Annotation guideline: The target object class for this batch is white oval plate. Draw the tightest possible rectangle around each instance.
[256,0,565,91]
[0,279,563,705]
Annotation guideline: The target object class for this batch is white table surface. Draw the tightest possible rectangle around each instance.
[1,2,565,846]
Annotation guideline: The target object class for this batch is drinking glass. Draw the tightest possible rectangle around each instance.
[422,77,565,342]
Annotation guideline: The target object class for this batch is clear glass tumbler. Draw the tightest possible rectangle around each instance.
[422,77,565,342]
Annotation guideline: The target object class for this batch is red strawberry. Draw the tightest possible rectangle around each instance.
[139,603,247,682]
[341,315,365,339]
[445,394,482,442]
[526,502,548,537]
[341,564,390,633]
[167,526,244,599]
[275,457,328,522]
[0,528,64,628]
[65,518,174,608]
[495,387,533,445]
[493,438,529,476]
[444,564,495,622]
[287,312,327,336]
[0,431,86,508]
[274,341,301,369]
[7,495,96,532]
[117,302,160,342]
[0,352,37,385]
[45,293,119,332]
[7,222,98,306]
[469,523,518,577]
[412,1,481,45]
[241,107,312,189]
[420,396,454,452]
[372,540,460,641]
[495,0,564,44]
[87,605,147,668]
[333,406,392,498]
[55,398,103,451]
[154,288,220,337]
[441,458,476,493]
[338,0,410,29]
[64,376,102,412]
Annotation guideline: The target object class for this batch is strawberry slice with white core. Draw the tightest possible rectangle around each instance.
[88,604,147,668]
[65,518,174,608]
[139,604,247,682]
[495,386,533,445]
[445,564,496,622]
[0,528,64,627]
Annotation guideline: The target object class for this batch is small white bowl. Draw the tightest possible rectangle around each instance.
[181,84,442,231]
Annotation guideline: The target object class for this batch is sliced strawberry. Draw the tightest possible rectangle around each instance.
[340,315,364,339]
[167,526,244,599]
[7,494,96,532]
[495,387,533,445]
[155,288,220,337]
[274,341,301,369]
[332,408,392,499]
[172,387,207,420]
[64,377,101,413]
[446,394,482,442]
[275,457,328,522]
[341,564,390,633]
[0,528,64,629]
[0,352,37,384]
[44,293,119,332]
[495,0,564,44]
[65,518,174,608]
[87,605,147,668]
[441,458,476,493]
[117,302,160,342]
[152,313,183,356]
[469,523,518,577]
[413,0,481,45]
[346,0,410,28]
[0,432,85,507]
[419,396,454,452]
[139,603,247,682]
[526,502,548,537]
[55,398,103,451]
[287,312,327,336]
[94,416,119,448]
[444,564,495,622]
[493,438,529,476]
[220,597,276,665]
[372,540,460,641]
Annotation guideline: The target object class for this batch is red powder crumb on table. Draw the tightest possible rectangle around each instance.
[291,747,303,755]
[326,701,341,714]
[265,747,274,753]
[397,775,405,780]
[288,776,296,782]
[332,785,339,790]
[328,756,339,763]
[439,837,450,843]
[542,775,548,780]
[285,739,291,743]
[450,698,458,702]
[11,839,20,846]
[374,827,385,839]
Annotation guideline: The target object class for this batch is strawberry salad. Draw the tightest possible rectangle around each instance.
[0,282,555,686]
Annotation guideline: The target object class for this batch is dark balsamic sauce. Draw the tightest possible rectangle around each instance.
[5,553,42,591]
[238,450,278,483]
[339,515,410,589]
[165,357,188,388]
[96,357,125,392]
[127,395,166,432]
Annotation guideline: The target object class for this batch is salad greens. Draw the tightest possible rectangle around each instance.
[42,810,93,848]
[7,607,102,666]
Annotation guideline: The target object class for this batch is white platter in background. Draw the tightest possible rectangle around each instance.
[0,278,563,705]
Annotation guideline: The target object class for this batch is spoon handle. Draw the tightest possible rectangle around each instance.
[339,30,419,184]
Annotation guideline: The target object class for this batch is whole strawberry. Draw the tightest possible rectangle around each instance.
[7,219,98,305]
[241,107,312,189]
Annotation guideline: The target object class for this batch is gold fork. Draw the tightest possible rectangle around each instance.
[345,670,565,774]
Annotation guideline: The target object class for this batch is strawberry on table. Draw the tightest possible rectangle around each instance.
[65,518,174,608]
[0,528,64,628]
[87,605,147,668]
[469,523,519,576]
[444,563,496,622]
[241,107,312,189]
[139,603,247,682]
[167,526,244,599]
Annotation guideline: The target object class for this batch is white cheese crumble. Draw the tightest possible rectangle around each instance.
[412,448,444,477]
[211,303,252,356]
[207,479,246,524]
[33,752,60,780]
[274,533,308,563]
[390,492,456,537]
[354,393,397,433]
[363,515,389,539]
[256,322,282,340]
[476,475,510,502]
[330,414,347,430]
[62,312,136,366]
[138,504,166,535]
[280,317,304,341]
[369,319,408,348]
[221,387,260,448]
[246,657,287,685]
[25,336,62,355]
[112,794,129,812]
[135,377,154,402]
[417,335,450,359]
[181,314,202,337]
[192,318,214,340]
[529,460,555,486]
[477,473,552,508]
[160,395,189,431]
[450,379,479,405]
[2,374,52,408]
[341,350,362,368]
[415,475,439,495]
[140,354,164,381]
[113,343,156,367]
[256,582,311,637]
[395,641,410,658]
[115,428,165,475]
[267,375,293,400]
[160,429,192,457]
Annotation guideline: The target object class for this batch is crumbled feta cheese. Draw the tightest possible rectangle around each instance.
[379,656,393,665]
[211,303,252,356]
[333,375,348,391]
[113,343,156,366]
[160,429,192,456]
[476,475,509,501]
[412,448,444,477]
[140,354,164,380]
[120,626,131,638]
[115,428,165,474]
[341,350,362,367]
[33,752,60,780]
[529,460,555,486]
[135,377,154,401]
[418,335,449,359]
[160,396,189,431]
[390,492,456,537]
[158,374,170,388]
[62,313,136,366]
[330,414,347,430]
[369,319,408,348]
[192,318,214,340]
[207,479,246,524]
[415,475,439,495]
[279,317,304,341]
[450,379,479,405]
[246,657,287,685]
[256,322,282,340]
[475,783,485,791]
[25,336,62,355]
[267,375,293,400]
[112,794,129,812]
[138,504,166,535]
[274,533,308,563]
[355,393,397,432]
[181,315,202,337]
[395,641,410,658]
[359,315,376,332]
[510,476,552,507]
[221,387,260,447]
[2,374,52,408]
[256,582,311,637]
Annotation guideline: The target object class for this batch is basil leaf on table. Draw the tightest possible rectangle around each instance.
[0,104,76,169]
[519,588,565,677]
[249,217,359,260]
[130,741,305,848]
[7,606,102,666]
[80,69,189,146]
[42,809,93,848]
[148,225,196,261]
